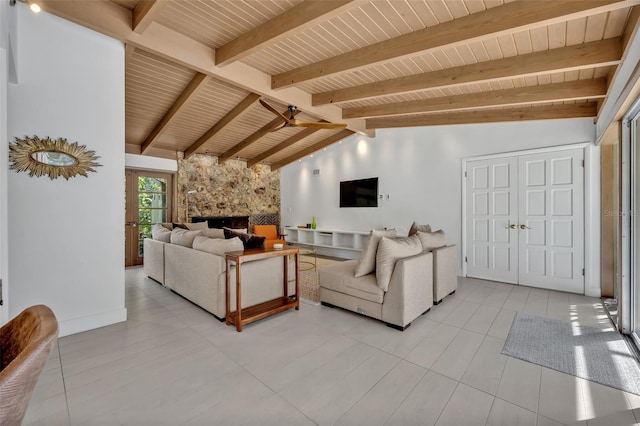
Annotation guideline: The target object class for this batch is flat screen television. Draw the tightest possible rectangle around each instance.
[340,177,378,208]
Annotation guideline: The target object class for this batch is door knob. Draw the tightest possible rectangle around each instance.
[520,224,530,229]
[505,224,516,229]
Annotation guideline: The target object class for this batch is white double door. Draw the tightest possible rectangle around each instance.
[465,148,584,293]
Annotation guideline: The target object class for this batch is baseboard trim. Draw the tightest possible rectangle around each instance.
[58,307,127,337]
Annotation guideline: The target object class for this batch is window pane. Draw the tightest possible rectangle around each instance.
[138,177,167,193]
[139,224,152,239]
[139,193,167,208]
[138,209,167,225]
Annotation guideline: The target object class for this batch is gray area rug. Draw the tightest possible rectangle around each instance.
[502,312,640,395]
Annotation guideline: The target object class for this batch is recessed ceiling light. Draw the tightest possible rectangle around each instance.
[28,1,41,12]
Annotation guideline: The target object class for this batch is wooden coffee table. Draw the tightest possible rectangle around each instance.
[225,246,299,332]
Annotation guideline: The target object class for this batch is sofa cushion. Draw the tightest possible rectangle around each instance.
[170,228,203,247]
[319,260,384,304]
[408,222,432,236]
[172,223,189,229]
[203,228,225,239]
[376,235,422,292]
[355,229,397,277]
[151,223,171,242]
[193,235,243,255]
[186,221,208,231]
[223,228,265,249]
[416,229,446,251]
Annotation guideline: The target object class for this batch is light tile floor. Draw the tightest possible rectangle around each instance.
[23,268,640,426]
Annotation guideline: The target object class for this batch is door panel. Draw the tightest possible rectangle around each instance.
[518,149,584,293]
[466,148,585,293]
[466,157,519,283]
[125,170,173,267]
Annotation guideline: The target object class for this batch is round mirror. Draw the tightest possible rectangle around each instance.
[31,151,78,167]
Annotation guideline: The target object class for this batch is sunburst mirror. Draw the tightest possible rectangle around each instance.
[9,136,101,180]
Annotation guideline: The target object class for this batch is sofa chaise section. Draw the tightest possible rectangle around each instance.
[319,251,433,330]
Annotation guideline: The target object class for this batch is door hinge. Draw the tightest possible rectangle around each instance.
[582,268,585,276]
[465,256,468,262]
[582,160,584,167]
[464,171,467,178]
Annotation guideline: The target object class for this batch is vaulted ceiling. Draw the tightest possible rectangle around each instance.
[40,0,640,170]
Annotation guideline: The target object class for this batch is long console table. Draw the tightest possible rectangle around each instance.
[225,246,299,332]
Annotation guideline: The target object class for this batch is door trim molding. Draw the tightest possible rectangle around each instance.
[462,142,598,296]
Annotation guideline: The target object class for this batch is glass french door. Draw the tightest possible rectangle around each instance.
[632,111,640,345]
[125,170,173,267]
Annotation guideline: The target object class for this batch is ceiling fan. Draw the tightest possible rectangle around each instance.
[260,99,347,131]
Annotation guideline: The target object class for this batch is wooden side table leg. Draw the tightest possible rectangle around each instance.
[295,252,300,310]
[236,260,242,332]
[283,254,289,298]
[225,258,231,325]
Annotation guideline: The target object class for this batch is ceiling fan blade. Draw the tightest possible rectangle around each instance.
[259,99,290,123]
[292,120,348,130]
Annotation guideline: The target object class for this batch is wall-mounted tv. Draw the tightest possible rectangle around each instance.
[340,177,378,208]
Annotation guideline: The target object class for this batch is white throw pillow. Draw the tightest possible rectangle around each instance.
[170,228,203,248]
[193,235,243,255]
[186,221,208,231]
[416,229,446,251]
[408,222,432,236]
[355,229,397,277]
[151,223,171,242]
[375,235,422,292]
[203,228,225,239]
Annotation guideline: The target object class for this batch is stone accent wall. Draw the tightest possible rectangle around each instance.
[177,153,280,223]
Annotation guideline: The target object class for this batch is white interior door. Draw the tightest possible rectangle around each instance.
[518,150,584,293]
[465,157,519,283]
[465,148,585,293]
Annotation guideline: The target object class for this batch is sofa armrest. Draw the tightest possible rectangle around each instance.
[382,251,433,328]
[433,245,457,303]
[143,238,165,284]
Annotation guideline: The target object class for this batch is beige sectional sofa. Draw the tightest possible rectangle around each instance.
[143,225,295,320]
[319,226,457,330]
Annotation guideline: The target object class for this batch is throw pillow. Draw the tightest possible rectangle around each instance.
[223,228,266,250]
[355,229,397,277]
[185,221,208,231]
[170,228,203,248]
[375,235,422,292]
[172,223,188,229]
[203,228,225,239]
[408,221,432,236]
[193,235,243,255]
[416,229,446,251]
[161,222,173,230]
[151,223,171,242]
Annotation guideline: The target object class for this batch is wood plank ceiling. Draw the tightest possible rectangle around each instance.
[40,0,640,169]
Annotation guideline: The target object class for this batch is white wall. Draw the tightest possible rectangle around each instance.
[125,153,177,172]
[7,4,126,335]
[281,118,600,295]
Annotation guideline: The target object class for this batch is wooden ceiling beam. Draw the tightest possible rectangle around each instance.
[247,126,322,168]
[217,109,301,164]
[270,130,354,171]
[366,103,598,129]
[216,0,360,66]
[272,0,632,89]
[313,38,622,106]
[343,78,607,119]
[132,0,167,34]
[140,72,209,154]
[183,93,261,159]
[39,0,371,136]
